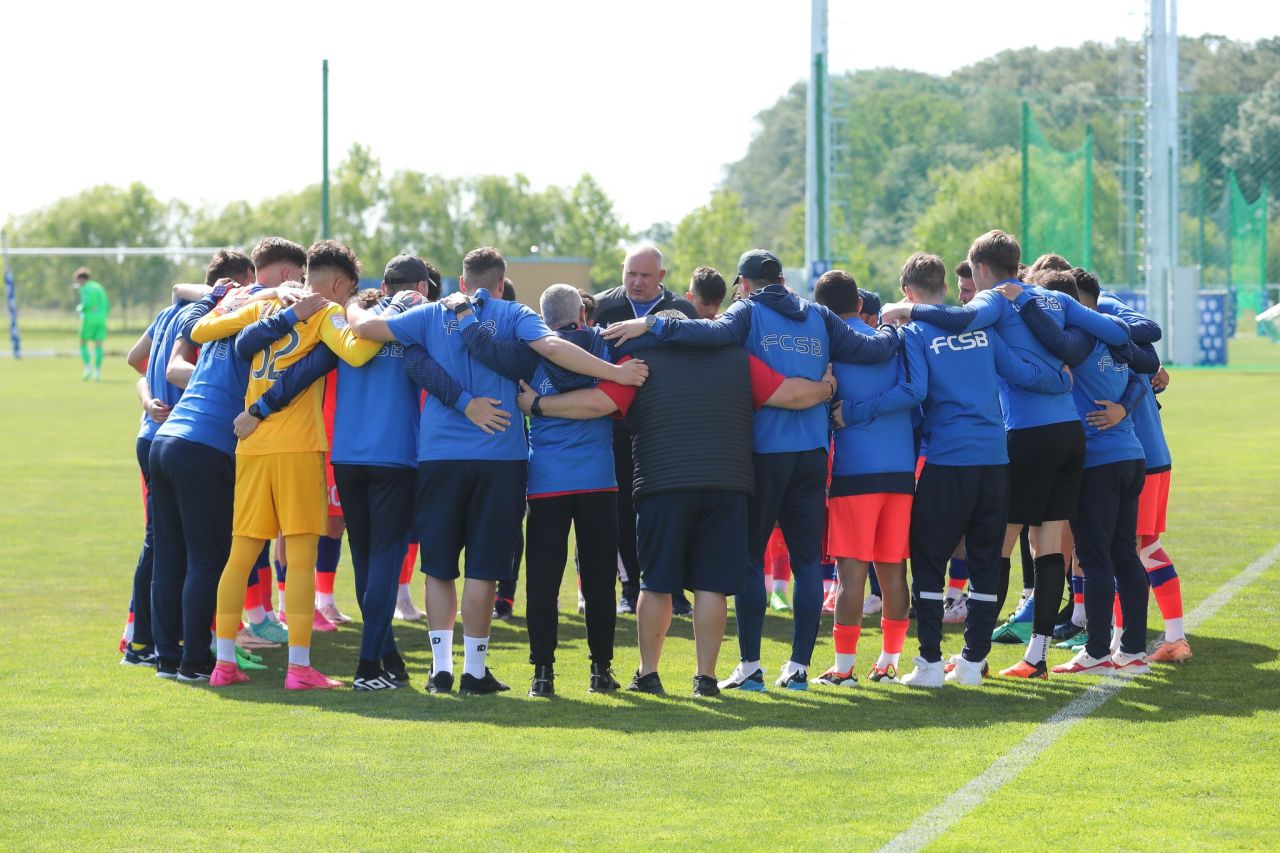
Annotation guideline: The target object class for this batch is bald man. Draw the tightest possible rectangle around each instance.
[593,245,698,614]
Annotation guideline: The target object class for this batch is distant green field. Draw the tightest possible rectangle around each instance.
[1,354,1277,850]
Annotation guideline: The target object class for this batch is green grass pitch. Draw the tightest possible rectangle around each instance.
[1,346,1278,850]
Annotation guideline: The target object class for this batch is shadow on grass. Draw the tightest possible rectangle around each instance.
[178,608,1278,733]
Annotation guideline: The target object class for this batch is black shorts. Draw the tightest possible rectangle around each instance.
[636,490,747,595]
[1006,420,1085,526]
[415,460,527,581]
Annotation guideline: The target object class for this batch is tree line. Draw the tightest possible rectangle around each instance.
[6,35,1278,325]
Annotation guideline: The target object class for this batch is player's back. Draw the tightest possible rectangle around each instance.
[831,316,915,477]
[907,319,1007,467]
[1070,340,1145,468]
[981,285,1077,429]
[238,300,343,456]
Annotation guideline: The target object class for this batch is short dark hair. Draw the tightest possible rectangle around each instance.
[423,261,442,301]
[1037,269,1080,301]
[968,230,1020,280]
[306,239,361,283]
[502,279,518,302]
[251,237,307,271]
[689,267,726,305]
[900,253,947,297]
[205,249,255,286]
[462,247,506,289]
[954,260,972,279]
[1028,253,1072,277]
[578,289,596,323]
[73,266,91,281]
[1071,267,1100,302]
[813,269,861,315]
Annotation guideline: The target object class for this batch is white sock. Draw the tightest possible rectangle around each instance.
[876,650,901,669]
[1071,602,1086,625]
[316,591,335,608]
[835,652,856,674]
[1110,626,1123,653]
[1021,587,1034,598]
[944,586,962,602]
[741,659,762,676]
[463,635,489,679]
[246,605,266,624]
[288,646,310,667]
[1164,616,1185,642]
[215,638,237,664]
[429,629,454,674]
[397,583,412,600]
[822,578,835,593]
[783,659,807,677]
[772,579,787,593]
[1025,633,1050,665]
[122,620,135,643]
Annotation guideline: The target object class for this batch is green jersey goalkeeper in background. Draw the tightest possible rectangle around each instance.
[74,266,109,380]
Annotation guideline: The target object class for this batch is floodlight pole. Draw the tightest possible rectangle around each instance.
[1145,0,1173,361]
[322,59,331,240]
[804,0,829,292]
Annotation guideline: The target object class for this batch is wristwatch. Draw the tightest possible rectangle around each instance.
[248,401,269,420]
[452,297,472,317]
[531,395,544,418]
[643,314,658,329]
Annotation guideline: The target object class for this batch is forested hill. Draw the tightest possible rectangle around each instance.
[723,36,1280,290]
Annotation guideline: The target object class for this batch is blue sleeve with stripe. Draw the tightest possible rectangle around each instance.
[651,300,751,346]
[255,342,339,414]
[1014,296,1093,367]
[459,315,538,382]
[909,291,1005,333]
[991,332,1071,393]
[1119,372,1148,414]
[404,344,467,410]
[816,302,900,364]
[233,308,299,361]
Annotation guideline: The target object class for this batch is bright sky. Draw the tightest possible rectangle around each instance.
[1,0,1270,236]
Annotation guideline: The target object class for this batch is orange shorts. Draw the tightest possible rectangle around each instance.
[325,453,342,517]
[1136,469,1170,537]
[826,492,912,564]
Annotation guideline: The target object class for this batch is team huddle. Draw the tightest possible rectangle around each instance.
[115,228,1191,697]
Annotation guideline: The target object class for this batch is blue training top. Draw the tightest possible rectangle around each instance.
[877,318,1071,467]
[645,283,899,455]
[911,281,1129,431]
[830,316,918,495]
[138,300,191,442]
[1070,339,1148,468]
[385,288,553,463]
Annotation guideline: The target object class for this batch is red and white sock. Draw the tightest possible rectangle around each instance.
[832,623,861,674]
[877,617,909,669]
[1140,535,1185,641]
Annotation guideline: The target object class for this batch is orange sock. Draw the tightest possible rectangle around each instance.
[315,570,335,596]
[881,617,909,656]
[833,623,860,672]
[259,568,274,612]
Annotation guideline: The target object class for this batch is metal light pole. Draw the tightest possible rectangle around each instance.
[322,59,331,240]
[804,0,829,292]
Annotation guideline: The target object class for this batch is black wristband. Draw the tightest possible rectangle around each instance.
[452,297,472,317]
[531,395,544,418]
[248,402,268,420]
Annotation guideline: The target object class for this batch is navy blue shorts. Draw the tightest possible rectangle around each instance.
[636,489,747,595]
[416,460,526,581]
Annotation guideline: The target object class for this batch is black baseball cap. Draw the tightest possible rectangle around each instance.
[383,254,431,285]
[858,288,882,317]
[733,249,783,285]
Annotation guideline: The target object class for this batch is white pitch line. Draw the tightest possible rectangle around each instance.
[880,541,1280,853]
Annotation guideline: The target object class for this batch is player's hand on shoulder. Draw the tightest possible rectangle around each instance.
[613,357,648,386]
[441,292,469,311]
[293,292,327,321]
[993,282,1021,302]
[146,399,172,424]
[389,290,425,314]
[600,318,649,343]
[879,302,912,325]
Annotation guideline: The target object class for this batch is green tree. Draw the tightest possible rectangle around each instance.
[669,190,753,290]
[5,182,177,324]
[547,174,629,288]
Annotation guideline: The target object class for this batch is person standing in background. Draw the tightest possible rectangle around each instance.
[74,267,109,381]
